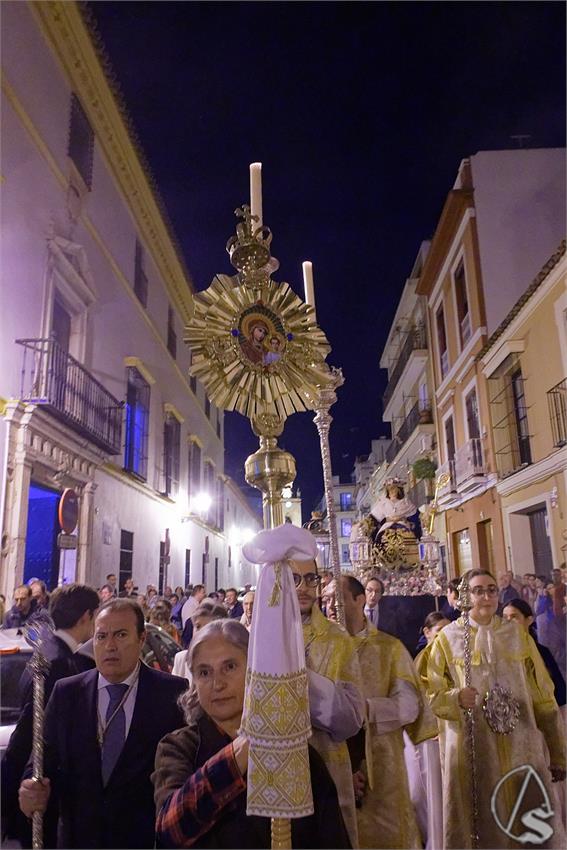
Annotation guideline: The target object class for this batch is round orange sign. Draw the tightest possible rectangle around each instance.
[58,488,79,534]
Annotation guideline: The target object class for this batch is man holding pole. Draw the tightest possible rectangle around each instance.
[243,525,365,848]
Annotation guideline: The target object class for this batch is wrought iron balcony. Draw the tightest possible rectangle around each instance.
[385,400,432,464]
[454,437,486,489]
[16,338,123,455]
[383,325,427,409]
[547,378,567,448]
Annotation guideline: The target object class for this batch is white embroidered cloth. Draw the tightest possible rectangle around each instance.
[240,525,315,818]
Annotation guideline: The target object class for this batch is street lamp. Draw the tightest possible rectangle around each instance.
[190,492,212,515]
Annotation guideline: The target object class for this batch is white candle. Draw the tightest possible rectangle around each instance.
[249,162,262,229]
[302,260,316,316]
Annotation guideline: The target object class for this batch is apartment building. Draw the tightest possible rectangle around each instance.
[417,149,565,576]
[0,1,259,595]
[480,243,566,577]
[315,475,357,567]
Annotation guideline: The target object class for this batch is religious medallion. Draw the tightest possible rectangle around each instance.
[482,683,520,734]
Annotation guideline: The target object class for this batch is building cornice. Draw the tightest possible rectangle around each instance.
[30,0,195,323]
[417,190,475,297]
[496,448,567,497]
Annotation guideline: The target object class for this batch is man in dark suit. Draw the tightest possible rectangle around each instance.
[2,583,99,845]
[18,599,187,849]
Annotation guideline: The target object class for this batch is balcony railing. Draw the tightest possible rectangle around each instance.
[385,400,432,464]
[454,437,486,488]
[383,325,427,409]
[16,338,123,455]
[548,378,567,448]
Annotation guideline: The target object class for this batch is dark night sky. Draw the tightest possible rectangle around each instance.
[89,1,565,519]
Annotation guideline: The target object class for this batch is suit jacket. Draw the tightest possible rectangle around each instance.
[28,663,187,849]
[1,633,95,843]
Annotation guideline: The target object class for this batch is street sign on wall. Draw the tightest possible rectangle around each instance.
[58,489,79,535]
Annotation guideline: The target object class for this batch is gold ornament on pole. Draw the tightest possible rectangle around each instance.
[185,171,340,849]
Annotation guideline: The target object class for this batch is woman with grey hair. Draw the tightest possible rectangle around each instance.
[171,601,227,680]
[152,620,350,848]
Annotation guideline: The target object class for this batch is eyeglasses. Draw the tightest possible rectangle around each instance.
[470,585,498,598]
[292,572,320,589]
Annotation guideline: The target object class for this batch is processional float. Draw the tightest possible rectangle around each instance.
[185,164,345,847]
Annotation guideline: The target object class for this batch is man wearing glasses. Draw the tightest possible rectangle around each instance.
[427,569,566,849]
[243,525,365,849]
[291,554,365,849]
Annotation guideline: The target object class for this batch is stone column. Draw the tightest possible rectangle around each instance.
[1,403,33,595]
[77,480,97,585]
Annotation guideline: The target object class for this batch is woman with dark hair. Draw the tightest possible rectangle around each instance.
[427,569,566,849]
[503,598,566,708]
[414,612,450,682]
[535,574,555,649]
[152,620,350,848]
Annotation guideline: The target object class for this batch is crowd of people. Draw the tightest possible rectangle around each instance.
[1,538,565,849]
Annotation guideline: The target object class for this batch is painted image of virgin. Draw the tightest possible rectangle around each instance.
[239,319,269,364]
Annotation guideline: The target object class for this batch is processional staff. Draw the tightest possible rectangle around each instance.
[456,578,480,849]
[24,617,53,850]
[185,164,338,848]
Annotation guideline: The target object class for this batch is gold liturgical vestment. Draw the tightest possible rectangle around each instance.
[427,616,566,849]
[303,604,363,848]
[353,624,438,849]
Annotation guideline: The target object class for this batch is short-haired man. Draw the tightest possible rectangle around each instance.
[363,576,384,628]
[2,584,99,844]
[2,584,37,629]
[18,599,187,848]
[440,578,462,622]
[99,584,114,604]
[224,587,244,620]
[341,574,437,848]
[242,524,365,848]
[180,583,206,628]
[521,573,538,608]
[119,577,136,599]
[29,579,50,611]
[498,571,519,609]
[292,552,364,847]
[106,573,118,597]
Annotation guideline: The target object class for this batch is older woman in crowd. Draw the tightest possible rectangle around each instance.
[239,591,255,631]
[152,620,350,848]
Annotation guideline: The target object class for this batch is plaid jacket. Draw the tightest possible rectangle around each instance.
[154,722,245,848]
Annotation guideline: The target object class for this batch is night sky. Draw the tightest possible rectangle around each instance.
[88,1,565,519]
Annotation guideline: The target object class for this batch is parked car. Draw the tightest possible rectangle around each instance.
[0,623,182,756]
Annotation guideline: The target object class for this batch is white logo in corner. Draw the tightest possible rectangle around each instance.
[491,764,554,845]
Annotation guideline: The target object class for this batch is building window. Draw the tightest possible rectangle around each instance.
[217,477,225,530]
[167,306,177,359]
[436,304,448,379]
[124,368,150,479]
[340,492,352,511]
[511,368,532,466]
[134,239,148,308]
[163,415,180,497]
[216,414,221,440]
[68,94,94,190]
[205,396,211,419]
[465,388,481,440]
[203,461,215,524]
[454,260,471,348]
[341,519,352,538]
[189,350,197,395]
[188,440,201,501]
[444,415,455,462]
[454,528,473,575]
[341,544,351,564]
[184,549,191,588]
[119,530,134,591]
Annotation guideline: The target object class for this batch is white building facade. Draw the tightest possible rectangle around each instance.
[0,1,260,597]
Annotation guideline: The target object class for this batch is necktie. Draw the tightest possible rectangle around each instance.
[101,683,129,785]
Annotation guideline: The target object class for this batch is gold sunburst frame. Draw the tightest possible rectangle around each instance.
[185,209,332,420]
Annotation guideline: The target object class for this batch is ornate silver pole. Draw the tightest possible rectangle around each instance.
[25,622,52,849]
[457,579,479,849]
[313,368,345,628]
